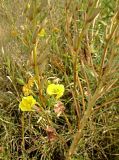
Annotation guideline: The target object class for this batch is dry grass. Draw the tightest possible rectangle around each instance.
[0,0,119,160]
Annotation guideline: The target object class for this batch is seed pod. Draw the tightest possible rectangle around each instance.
[86,8,100,23]
[50,54,65,72]
[116,10,119,20]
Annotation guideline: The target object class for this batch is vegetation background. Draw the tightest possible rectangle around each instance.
[0,0,119,160]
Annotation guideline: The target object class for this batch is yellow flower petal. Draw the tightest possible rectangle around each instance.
[19,96,36,111]
[38,28,46,37]
[28,77,35,88]
[22,84,31,96]
[47,84,56,95]
[52,27,60,33]
[47,84,65,99]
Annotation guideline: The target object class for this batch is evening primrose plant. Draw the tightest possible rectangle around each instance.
[19,82,65,112]
[1,0,119,160]
[19,80,66,154]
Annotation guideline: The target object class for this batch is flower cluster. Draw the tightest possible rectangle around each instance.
[22,77,35,96]
[19,77,36,111]
[19,82,65,112]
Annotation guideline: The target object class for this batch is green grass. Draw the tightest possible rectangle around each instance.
[0,0,119,160]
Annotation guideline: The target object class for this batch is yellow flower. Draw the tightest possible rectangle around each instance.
[47,84,65,99]
[27,77,35,88]
[19,96,36,111]
[22,77,35,96]
[38,28,46,37]
[52,27,60,33]
[22,84,31,96]
[11,30,18,37]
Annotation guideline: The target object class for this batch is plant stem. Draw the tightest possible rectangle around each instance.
[99,19,118,78]
[21,112,25,159]
[33,43,46,107]
[66,90,100,160]
[63,112,73,133]
[77,77,85,113]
